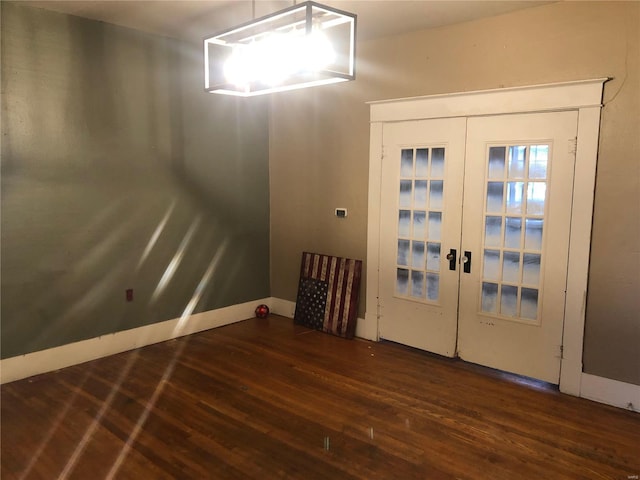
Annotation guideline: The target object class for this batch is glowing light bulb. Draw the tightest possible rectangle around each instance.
[223,30,336,88]
[224,44,256,87]
[304,31,335,71]
[260,34,296,86]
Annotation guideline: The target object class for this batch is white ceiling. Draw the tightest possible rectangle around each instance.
[22,1,549,41]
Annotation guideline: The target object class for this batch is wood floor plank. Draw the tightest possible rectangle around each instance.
[2,316,639,479]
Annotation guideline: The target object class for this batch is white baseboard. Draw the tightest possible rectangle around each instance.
[580,373,640,412]
[0,298,271,385]
[0,297,375,385]
[359,312,379,341]
[270,298,297,318]
[4,298,637,414]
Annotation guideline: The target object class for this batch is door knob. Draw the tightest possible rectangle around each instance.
[446,249,457,271]
[462,251,472,273]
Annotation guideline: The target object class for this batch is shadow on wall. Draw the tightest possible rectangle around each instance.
[0,2,270,359]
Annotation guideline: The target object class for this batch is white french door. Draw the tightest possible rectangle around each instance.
[379,111,578,383]
[379,118,466,357]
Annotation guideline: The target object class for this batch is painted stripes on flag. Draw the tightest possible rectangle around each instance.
[294,252,362,339]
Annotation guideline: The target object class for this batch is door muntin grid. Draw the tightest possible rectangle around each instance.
[479,143,550,323]
[395,146,445,304]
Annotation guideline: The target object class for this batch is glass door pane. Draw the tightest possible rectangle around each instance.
[479,143,549,321]
[395,146,446,303]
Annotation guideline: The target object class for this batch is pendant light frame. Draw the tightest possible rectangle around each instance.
[204,1,357,97]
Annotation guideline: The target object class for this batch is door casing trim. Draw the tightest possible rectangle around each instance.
[366,79,607,397]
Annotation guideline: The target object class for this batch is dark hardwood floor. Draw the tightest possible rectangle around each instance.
[2,315,639,479]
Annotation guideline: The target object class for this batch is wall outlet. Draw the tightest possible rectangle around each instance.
[335,208,347,218]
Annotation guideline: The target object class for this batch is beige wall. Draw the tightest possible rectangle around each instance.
[269,2,639,385]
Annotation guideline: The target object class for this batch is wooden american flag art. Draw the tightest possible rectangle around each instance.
[294,252,362,339]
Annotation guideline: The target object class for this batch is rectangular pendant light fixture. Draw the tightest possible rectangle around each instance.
[204,1,356,97]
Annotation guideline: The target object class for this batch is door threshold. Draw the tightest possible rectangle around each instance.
[380,339,558,393]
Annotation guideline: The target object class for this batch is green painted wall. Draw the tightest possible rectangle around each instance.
[1,2,270,359]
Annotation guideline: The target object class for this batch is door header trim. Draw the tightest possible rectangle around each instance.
[368,78,608,123]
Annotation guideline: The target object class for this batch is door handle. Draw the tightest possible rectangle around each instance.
[446,249,457,271]
[462,251,472,274]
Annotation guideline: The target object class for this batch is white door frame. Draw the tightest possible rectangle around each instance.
[365,79,607,396]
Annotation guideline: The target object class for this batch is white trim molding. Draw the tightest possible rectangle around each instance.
[270,297,297,318]
[558,105,603,396]
[6,293,634,414]
[1,298,271,384]
[355,314,378,341]
[368,78,608,122]
[365,122,384,343]
[581,373,640,412]
[1,297,373,384]
[367,79,607,397]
